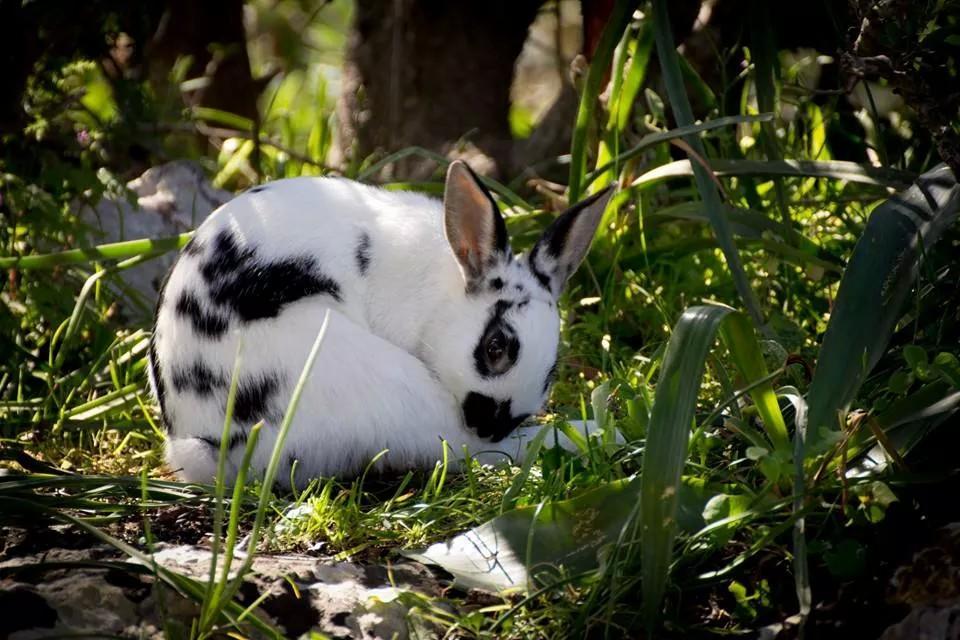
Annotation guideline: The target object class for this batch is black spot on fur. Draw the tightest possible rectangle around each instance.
[489,277,504,290]
[234,374,281,423]
[175,292,230,338]
[528,246,552,292]
[460,162,510,255]
[171,360,227,395]
[201,231,256,283]
[202,230,342,321]
[543,360,559,395]
[461,392,526,441]
[248,185,268,193]
[355,232,371,275]
[197,434,245,451]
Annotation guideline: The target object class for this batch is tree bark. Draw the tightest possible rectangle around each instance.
[146,0,259,123]
[339,0,544,180]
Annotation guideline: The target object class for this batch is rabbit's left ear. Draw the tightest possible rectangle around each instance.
[444,161,510,287]
[528,188,613,298]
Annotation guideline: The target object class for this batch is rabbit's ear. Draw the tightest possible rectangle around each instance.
[444,161,510,286]
[528,188,613,298]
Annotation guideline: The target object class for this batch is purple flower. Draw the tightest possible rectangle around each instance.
[76,129,91,146]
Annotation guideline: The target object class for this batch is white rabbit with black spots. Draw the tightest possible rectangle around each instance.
[150,161,611,486]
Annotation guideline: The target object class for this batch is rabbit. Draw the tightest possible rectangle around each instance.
[149,160,612,486]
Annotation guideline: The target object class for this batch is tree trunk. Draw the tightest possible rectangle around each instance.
[339,0,544,180]
[146,0,259,123]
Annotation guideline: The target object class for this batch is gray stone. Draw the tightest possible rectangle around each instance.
[79,161,232,311]
[1,541,445,639]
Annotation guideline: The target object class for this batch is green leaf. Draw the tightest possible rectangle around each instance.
[630,159,915,191]
[903,345,929,369]
[933,353,960,388]
[806,165,960,447]
[406,475,707,593]
[720,312,790,451]
[639,304,731,623]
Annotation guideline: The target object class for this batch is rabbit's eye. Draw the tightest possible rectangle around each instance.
[486,332,506,361]
[474,320,519,377]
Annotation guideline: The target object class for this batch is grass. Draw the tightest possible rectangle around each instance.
[2,1,960,638]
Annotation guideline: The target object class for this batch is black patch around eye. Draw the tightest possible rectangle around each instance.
[355,232,371,276]
[473,310,519,378]
[201,231,343,321]
[489,277,504,290]
[233,374,281,423]
[248,185,268,193]
[461,393,526,441]
[175,292,230,338]
[171,360,228,395]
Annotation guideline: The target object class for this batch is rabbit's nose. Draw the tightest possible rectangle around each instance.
[461,392,526,442]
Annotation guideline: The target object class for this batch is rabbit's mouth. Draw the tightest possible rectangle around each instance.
[461,392,529,442]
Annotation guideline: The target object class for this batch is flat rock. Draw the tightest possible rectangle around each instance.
[0,540,444,639]
[79,161,231,312]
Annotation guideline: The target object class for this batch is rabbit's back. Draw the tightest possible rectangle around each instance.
[150,177,459,482]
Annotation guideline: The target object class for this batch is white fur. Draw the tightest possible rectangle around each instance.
[152,171,608,487]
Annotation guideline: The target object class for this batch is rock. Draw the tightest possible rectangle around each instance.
[80,161,232,311]
[0,539,445,640]
[880,524,960,640]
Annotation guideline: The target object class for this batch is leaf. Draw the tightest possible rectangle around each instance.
[406,477,706,593]
[933,352,960,388]
[806,165,960,448]
[630,159,916,191]
[719,311,790,451]
[639,304,731,622]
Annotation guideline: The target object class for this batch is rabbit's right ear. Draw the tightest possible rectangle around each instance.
[444,161,510,288]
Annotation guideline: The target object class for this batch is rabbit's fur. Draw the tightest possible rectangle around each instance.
[150,161,610,485]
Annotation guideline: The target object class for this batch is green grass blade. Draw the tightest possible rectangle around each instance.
[0,233,192,269]
[749,0,792,228]
[585,113,773,193]
[640,303,734,625]
[651,0,766,332]
[594,20,655,192]
[630,159,915,191]
[806,165,960,448]
[568,1,636,202]
[719,313,789,451]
